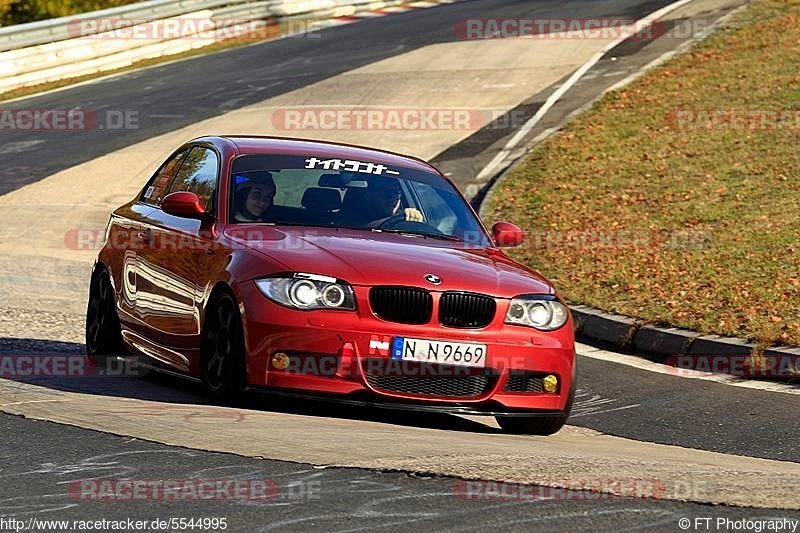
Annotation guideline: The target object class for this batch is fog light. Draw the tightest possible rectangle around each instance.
[543,374,558,393]
[272,353,290,370]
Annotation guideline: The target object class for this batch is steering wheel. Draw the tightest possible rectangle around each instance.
[374,213,409,229]
[375,215,448,237]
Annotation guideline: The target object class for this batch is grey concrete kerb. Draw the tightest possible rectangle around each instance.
[568,304,799,383]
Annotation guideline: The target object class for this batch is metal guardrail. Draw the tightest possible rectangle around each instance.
[0,0,401,94]
[0,0,258,51]
[210,0,378,24]
[0,0,390,51]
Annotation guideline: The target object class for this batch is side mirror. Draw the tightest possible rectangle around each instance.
[492,221,525,247]
[161,191,207,219]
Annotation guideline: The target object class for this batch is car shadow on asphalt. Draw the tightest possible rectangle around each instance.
[0,337,501,434]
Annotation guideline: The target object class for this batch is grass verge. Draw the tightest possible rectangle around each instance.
[483,0,800,346]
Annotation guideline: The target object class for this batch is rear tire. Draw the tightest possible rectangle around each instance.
[496,380,575,435]
[201,293,247,404]
[85,268,123,365]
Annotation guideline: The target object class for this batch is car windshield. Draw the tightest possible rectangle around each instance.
[229,154,491,245]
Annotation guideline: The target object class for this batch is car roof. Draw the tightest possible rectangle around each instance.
[196,135,440,175]
[189,135,441,175]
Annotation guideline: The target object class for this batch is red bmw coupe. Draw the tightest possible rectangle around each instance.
[86,136,576,434]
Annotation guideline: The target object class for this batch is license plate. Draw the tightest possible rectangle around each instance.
[391,337,487,368]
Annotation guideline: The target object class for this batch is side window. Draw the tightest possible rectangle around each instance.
[167,147,219,211]
[141,148,189,205]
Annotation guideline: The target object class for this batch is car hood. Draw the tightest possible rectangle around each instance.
[226,226,553,298]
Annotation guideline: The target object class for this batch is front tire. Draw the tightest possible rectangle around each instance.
[201,293,247,404]
[85,267,123,364]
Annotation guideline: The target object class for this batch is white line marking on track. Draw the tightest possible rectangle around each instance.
[603,3,748,96]
[577,342,800,395]
[475,0,696,182]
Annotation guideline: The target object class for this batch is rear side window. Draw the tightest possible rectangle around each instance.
[167,147,219,211]
[141,148,189,205]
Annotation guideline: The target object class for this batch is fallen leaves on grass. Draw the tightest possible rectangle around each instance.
[485,0,800,346]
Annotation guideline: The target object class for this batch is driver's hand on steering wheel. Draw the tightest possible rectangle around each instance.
[403,208,425,222]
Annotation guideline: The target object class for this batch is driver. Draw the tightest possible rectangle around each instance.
[361,176,424,227]
[233,171,276,222]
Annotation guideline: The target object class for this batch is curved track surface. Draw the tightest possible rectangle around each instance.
[1,0,798,529]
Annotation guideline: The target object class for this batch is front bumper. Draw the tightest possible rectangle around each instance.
[236,281,576,413]
[246,387,567,417]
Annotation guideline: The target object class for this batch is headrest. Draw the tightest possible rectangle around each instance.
[301,187,342,211]
[318,173,346,188]
[368,176,400,192]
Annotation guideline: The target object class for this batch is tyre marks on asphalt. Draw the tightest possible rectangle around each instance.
[1,376,799,509]
[574,349,800,463]
[570,389,641,418]
[8,414,792,533]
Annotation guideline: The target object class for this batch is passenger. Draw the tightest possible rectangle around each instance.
[233,171,276,222]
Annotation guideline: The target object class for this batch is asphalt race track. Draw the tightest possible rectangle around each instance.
[1,0,798,531]
[3,413,799,532]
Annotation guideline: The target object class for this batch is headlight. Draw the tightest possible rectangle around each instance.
[255,273,356,311]
[504,295,568,331]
